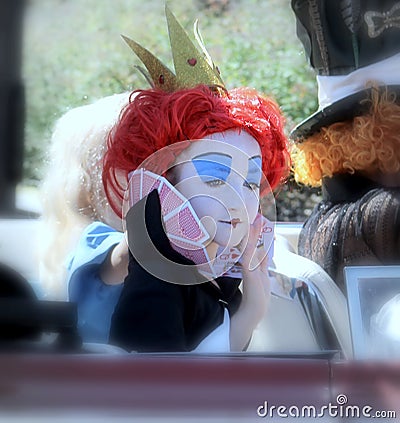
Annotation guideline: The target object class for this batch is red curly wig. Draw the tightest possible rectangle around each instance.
[103,85,290,216]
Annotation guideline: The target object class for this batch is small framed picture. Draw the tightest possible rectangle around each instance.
[344,266,400,359]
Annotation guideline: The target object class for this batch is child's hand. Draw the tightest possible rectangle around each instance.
[100,238,129,285]
[230,214,271,351]
[240,213,269,273]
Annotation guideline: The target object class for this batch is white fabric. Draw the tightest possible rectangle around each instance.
[193,309,231,353]
[317,52,400,109]
[270,240,352,358]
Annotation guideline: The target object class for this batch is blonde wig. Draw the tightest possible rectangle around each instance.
[40,92,129,297]
[292,89,400,186]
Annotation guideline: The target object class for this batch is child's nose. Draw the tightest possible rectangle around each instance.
[226,179,246,211]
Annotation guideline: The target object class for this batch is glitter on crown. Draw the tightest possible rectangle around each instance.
[122,4,226,94]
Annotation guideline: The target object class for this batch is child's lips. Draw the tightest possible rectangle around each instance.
[220,218,242,228]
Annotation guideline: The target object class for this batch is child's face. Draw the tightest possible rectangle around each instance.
[173,129,261,247]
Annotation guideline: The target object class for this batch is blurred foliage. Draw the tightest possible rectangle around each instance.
[23,0,320,220]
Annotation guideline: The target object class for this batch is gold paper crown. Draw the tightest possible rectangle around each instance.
[122,5,225,94]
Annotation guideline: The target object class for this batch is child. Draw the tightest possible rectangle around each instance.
[40,92,130,343]
[102,6,290,352]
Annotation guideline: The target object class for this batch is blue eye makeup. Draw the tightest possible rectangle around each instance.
[191,152,261,189]
[192,153,232,184]
[245,156,262,189]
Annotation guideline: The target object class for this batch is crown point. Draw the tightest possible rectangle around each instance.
[125,7,225,93]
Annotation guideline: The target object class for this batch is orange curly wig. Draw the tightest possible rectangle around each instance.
[292,89,400,186]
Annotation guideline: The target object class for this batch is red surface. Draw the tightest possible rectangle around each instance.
[0,354,330,418]
[2,353,400,420]
[331,360,400,418]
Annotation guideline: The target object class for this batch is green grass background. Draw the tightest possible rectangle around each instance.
[23,0,319,219]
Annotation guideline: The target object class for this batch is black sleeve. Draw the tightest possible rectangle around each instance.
[109,253,187,352]
[109,189,199,352]
[361,188,400,263]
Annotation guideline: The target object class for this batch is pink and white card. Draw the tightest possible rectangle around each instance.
[127,169,214,276]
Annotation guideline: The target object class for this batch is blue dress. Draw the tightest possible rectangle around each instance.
[67,222,124,343]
